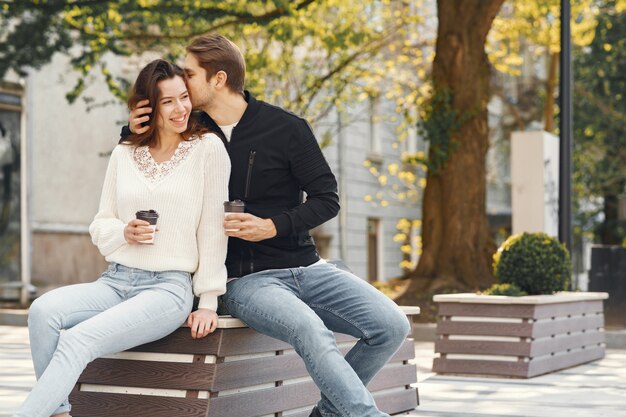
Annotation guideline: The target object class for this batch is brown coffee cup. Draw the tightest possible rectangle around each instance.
[224,200,245,232]
[135,210,159,244]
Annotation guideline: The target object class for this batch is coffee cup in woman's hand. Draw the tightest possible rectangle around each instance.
[135,210,159,244]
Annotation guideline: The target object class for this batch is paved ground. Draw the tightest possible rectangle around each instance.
[1,326,625,417]
[0,326,34,416]
[408,343,626,417]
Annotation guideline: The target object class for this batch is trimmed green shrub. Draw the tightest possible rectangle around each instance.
[483,283,527,297]
[493,232,571,295]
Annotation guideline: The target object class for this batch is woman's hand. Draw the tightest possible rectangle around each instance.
[124,219,154,244]
[187,308,219,339]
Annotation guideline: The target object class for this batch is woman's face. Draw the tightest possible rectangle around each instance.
[155,76,192,136]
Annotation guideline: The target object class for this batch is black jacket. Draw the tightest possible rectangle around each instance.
[122,92,340,277]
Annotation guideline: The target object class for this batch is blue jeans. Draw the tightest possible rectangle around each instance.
[221,262,410,417]
[14,263,194,417]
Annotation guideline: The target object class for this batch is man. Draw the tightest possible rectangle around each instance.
[125,34,410,417]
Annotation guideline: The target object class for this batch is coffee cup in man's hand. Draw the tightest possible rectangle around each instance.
[224,200,245,232]
[135,210,159,244]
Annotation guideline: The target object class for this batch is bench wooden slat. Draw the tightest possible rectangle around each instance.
[209,387,419,417]
[70,390,208,417]
[130,327,360,356]
[79,338,415,392]
[209,381,319,417]
[129,327,223,355]
[77,358,216,390]
[215,338,415,390]
[72,309,421,415]
[371,387,420,415]
[209,365,417,417]
[368,363,418,391]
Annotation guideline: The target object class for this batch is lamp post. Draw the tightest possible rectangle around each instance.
[559,0,573,253]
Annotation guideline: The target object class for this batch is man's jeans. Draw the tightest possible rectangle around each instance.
[14,263,193,417]
[221,262,411,417]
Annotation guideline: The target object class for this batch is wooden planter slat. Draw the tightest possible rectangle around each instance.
[432,358,529,378]
[71,307,420,416]
[437,313,606,339]
[436,320,534,337]
[437,302,536,318]
[435,339,531,356]
[433,293,608,378]
[529,330,605,357]
[526,344,606,377]
[533,300,604,319]
[531,314,604,338]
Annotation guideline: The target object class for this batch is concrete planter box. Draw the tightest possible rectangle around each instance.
[432,292,608,378]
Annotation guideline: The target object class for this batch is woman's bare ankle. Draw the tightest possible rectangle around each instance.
[51,413,71,417]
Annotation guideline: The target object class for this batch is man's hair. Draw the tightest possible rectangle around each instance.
[186,34,246,93]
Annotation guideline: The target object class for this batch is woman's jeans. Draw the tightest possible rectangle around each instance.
[14,263,193,417]
[221,262,411,417]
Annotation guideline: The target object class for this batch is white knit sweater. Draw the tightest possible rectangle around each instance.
[89,133,230,311]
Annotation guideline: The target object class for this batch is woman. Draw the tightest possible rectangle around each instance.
[14,59,230,417]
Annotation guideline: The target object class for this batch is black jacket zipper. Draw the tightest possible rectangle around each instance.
[249,248,255,274]
[244,150,256,199]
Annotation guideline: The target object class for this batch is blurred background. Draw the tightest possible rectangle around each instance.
[0,0,623,324]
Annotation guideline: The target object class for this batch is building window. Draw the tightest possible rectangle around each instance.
[402,125,418,154]
[367,218,382,282]
[0,86,23,295]
[368,96,382,159]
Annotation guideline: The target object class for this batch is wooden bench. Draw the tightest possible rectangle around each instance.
[69,306,420,417]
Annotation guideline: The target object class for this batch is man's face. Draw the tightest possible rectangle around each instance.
[183,53,214,110]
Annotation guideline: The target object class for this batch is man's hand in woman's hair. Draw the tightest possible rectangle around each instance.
[129,99,152,135]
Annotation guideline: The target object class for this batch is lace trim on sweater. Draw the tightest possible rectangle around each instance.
[133,139,200,183]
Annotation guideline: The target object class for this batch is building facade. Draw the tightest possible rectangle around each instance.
[0,52,426,302]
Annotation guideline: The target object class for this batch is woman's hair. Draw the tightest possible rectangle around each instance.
[125,59,208,147]
[186,34,246,93]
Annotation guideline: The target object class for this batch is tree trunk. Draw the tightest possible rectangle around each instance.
[398,0,503,303]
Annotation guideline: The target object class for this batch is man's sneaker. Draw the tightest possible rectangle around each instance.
[309,406,323,417]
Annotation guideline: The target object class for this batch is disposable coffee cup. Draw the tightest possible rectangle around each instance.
[224,200,245,232]
[135,210,159,244]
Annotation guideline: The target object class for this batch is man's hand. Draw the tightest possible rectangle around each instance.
[224,213,277,241]
[187,308,219,339]
[129,99,152,134]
